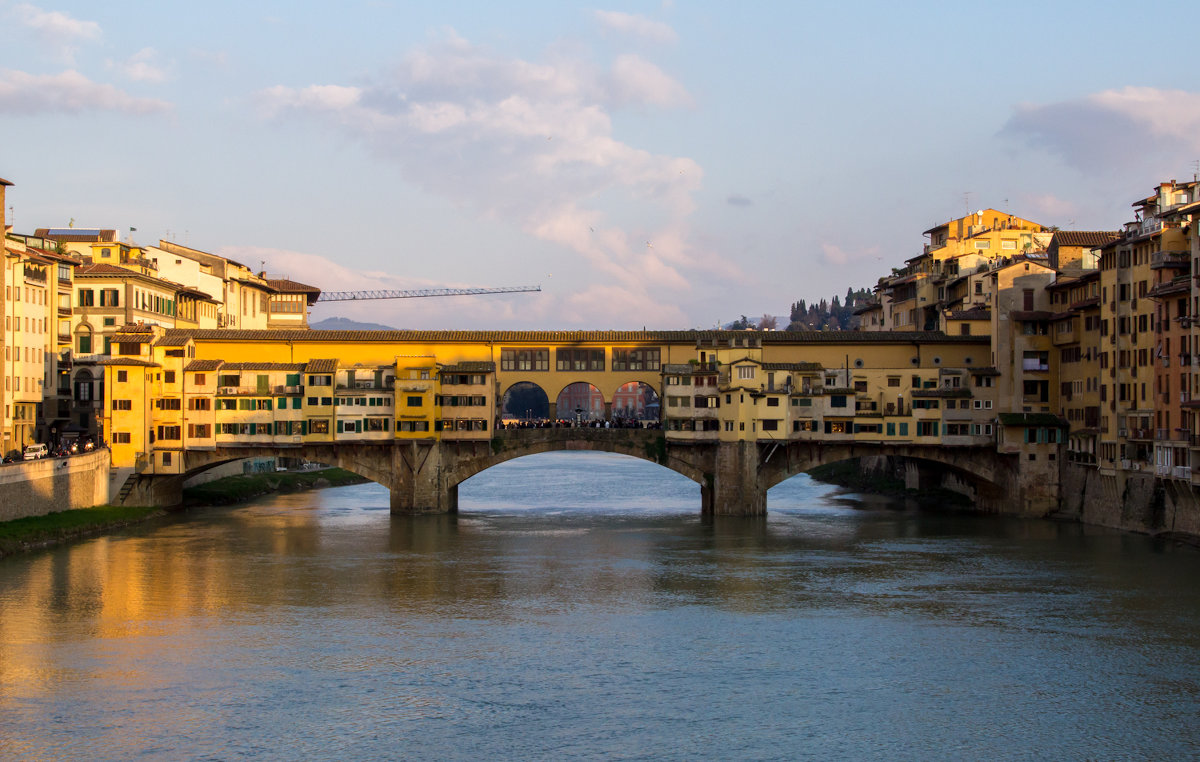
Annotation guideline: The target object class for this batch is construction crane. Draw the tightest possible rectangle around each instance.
[317,285,541,302]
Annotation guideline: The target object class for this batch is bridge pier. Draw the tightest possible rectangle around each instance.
[389,441,458,515]
[702,441,766,516]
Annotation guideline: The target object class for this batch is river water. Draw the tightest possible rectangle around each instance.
[2,453,1200,760]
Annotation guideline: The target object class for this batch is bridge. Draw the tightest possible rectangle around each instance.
[120,426,1022,516]
[104,326,1062,516]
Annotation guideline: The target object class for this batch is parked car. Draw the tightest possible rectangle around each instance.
[23,443,49,460]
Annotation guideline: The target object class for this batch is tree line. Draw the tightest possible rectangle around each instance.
[728,287,875,331]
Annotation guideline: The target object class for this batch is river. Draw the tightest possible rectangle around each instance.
[2,452,1200,760]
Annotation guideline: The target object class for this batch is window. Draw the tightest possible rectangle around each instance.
[112,432,131,444]
[830,395,847,408]
[407,396,423,407]
[78,334,92,353]
[737,366,755,380]
[100,288,120,307]
[164,371,176,384]
[556,348,605,371]
[117,370,128,383]
[500,348,550,371]
[310,420,329,434]
[112,399,132,410]
[974,240,990,249]
[188,398,211,411]
[611,348,660,372]
[78,289,94,306]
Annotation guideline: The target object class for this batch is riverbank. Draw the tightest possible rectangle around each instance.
[182,467,368,506]
[0,468,370,559]
[0,504,168,559]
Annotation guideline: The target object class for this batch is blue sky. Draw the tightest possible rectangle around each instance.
[3,1,1199,329]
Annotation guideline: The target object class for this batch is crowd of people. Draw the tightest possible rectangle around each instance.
[501,417,662,430]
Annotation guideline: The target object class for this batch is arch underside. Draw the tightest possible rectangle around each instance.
[760,441,1010,493]
[183,444,395,488]
[451,432,710,484]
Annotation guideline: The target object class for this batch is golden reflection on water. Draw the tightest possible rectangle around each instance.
[2,461,1200,759]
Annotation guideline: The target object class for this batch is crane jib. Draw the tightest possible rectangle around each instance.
[316,286,541,302]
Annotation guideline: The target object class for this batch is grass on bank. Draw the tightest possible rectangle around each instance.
[183,467,367,505]
[0,504,164,557]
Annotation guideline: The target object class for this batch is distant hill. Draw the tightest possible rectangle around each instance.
[310,316,398,331]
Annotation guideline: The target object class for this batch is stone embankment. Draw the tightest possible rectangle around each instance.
[0,448,111,522]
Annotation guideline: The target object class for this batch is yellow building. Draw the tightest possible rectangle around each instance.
[3,239,56,452]
[1046,270,1101,463]
[879,209,1048,331]
[1096,181,1196,475]
[103,328,1002,473]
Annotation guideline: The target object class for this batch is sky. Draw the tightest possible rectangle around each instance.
[2,1,1199,330]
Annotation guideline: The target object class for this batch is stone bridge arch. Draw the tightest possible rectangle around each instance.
[500,381,550,422]
[434,428,712,512]
[758,440,1019,511]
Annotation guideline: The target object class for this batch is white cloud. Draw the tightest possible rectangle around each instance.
[11,2,100,41]
[254,31,720,327]
[593,10,677,44]
[108,47,170,83]
[10,3,100,63]
[608,54,692,108]
[225,245,691,329]
[821,242,881,266]
[1002,87,1200,173]
[0,69,171,114]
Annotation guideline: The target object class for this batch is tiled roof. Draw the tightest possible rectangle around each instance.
[97,357,159,367]
[1051,231,1119,248]
[266,278,321,294]
[112,333,154,343]
[220,362,307,371]
[305,359,338,373]
[184,359,224,372]
[912,388,972,398]
[153,335,192,347]
[35,228,117,243]
[440,361,496,373]
[75,263,140,276]
[1009,310,1054,321]
[762,362,824,371]
[947,308,991,320]
[998,413,1068,427]
[662,364,693,374]
[162,328,990,345]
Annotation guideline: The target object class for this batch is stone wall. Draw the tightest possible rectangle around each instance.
[0,449,112,522]
[1060,463,1200,539]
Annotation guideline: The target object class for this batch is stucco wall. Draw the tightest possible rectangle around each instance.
[0,449,112,522]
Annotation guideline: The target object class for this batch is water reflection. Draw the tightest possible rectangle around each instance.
[2,452,1200,759]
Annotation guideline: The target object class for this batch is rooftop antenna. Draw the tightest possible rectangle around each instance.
[963,191,974,218]
[1192,159,1199,182]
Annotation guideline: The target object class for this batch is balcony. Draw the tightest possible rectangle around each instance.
[1151,250,1190,269]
